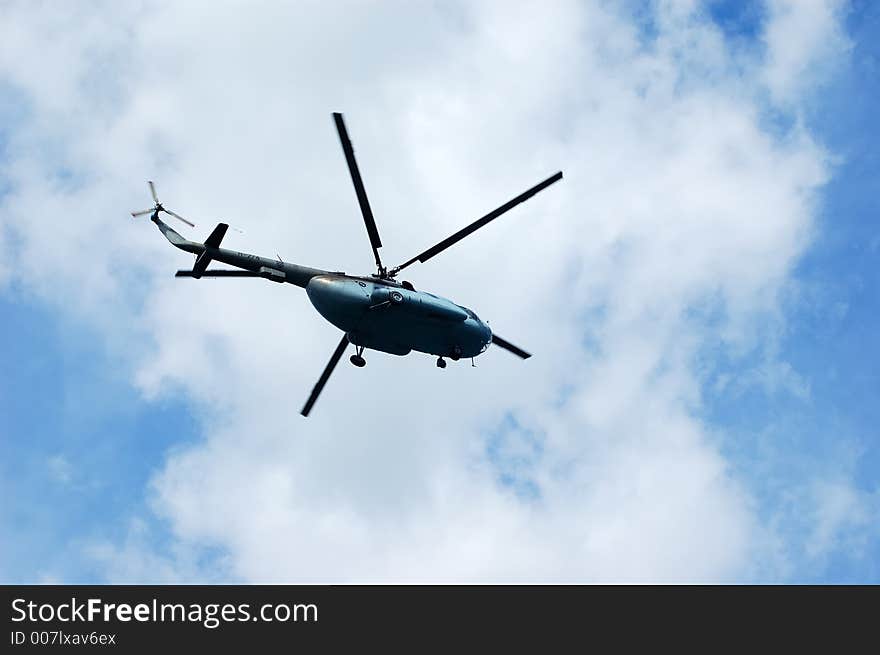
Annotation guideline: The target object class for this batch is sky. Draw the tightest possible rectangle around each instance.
[0,0,877,583]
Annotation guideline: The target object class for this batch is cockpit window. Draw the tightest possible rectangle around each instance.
[462,307,479,320]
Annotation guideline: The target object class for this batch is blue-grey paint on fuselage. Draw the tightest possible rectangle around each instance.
[306,275,492,358]
[154,215,492,359]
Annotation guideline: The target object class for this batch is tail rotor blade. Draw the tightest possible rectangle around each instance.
[136,180,195,227]
[165,209,195,228]
[491,334,531,359]
[301,335,350,417]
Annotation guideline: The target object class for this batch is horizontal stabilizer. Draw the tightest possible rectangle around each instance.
[175,269,261,278]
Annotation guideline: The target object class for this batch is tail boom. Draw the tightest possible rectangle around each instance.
[153,214,328,288]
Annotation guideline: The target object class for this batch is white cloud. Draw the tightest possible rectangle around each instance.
[761,0,850,106]
[85,518,225,584]
[0,1,857,581]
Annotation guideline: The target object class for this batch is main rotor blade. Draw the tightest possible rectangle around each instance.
[491,334,531,359]
[131,208,154,217]
[164,209,195,228]
[392,171,563,274]
[301,334,349,417]
[148,180,159,204]
[332,112,383,270]
[175,269,261,277]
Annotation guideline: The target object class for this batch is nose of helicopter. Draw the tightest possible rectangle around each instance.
[306,275,372,331]
[475,320,492,354]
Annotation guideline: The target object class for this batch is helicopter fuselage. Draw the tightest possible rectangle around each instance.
[306,275,491,358]
[155,215,492,359]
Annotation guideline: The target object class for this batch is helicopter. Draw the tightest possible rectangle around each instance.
[132,113,562,416]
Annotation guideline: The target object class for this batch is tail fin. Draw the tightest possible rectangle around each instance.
[191,223,229,278]
[204,223,228,249]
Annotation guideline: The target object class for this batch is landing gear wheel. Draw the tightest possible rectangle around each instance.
[350,355,366,367]
[437,357,447,369]
[451,346,462,361]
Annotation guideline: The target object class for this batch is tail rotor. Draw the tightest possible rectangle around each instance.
[131,180,196,228]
